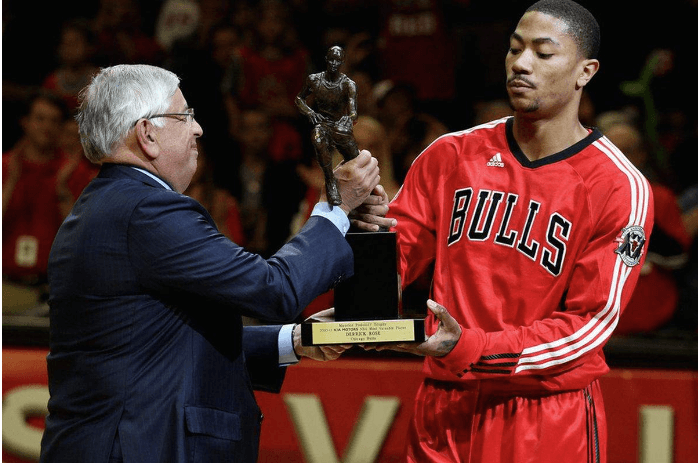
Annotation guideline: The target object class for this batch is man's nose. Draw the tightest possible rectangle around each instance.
[511,50,533,74]
[193,120,204,137]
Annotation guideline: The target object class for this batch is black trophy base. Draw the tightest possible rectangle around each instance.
[334,231,400,321]
[301,231,424,346]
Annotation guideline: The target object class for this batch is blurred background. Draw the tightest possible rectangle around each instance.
[3,0,696,339]
[2,0,697,462]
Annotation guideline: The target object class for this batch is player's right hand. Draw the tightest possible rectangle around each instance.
[362,300,462,358]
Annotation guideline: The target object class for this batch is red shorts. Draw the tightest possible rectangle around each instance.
[406,378,607,462]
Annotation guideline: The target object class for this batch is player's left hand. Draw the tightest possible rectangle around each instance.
[362,300,462,357]
[293,308,352,361]
[349,184,397,232]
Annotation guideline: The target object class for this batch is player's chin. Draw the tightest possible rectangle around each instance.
[508,97,539,114]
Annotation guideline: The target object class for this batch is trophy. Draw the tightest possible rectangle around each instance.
[295,46,425,346]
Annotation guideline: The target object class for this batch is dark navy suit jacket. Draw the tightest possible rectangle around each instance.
[40,164,353,462]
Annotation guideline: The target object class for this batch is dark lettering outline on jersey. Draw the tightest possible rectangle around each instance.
[516,200,541,260]
[541,212,571,276]
[494,193,519,247]
[447,188,473,246]
[468,190,504,241]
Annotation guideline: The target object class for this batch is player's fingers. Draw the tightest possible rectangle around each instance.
[355,205,391,220]
[350,214,396,232]
[427,299,447,317]
[373,184,389,201]
[350,210,388,223]
[357,193,385,206]
[349,219,380,232]
[427,299,460,332]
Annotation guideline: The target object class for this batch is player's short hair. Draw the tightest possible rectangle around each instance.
[525,0,600,59]
[76,64,180,162]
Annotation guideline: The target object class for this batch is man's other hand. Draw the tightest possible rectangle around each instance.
[293,308,352,361]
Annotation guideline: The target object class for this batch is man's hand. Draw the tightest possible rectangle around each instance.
[293,308,352,361]
[349,184,397,232]
[362,300,462,357]
[333,150,380,214]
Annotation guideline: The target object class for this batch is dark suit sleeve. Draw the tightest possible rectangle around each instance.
[128,191,353,323]
[243,325,287,393]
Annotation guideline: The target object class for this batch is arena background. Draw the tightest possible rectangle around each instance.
[2,0,696,462]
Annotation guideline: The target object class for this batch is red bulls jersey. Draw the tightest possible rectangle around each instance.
[389,117,654,392]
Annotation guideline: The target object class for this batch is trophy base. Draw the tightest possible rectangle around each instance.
[301,318,425,346]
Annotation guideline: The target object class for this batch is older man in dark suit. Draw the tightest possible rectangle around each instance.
[40,64,391,462]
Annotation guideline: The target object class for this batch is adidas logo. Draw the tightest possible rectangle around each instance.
[487,153,505,167]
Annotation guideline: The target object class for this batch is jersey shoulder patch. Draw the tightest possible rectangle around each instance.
[614,225,647,266]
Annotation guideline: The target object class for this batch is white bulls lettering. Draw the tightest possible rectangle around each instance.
[448,188,571,276]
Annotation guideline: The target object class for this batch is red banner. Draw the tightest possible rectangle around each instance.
[3,347,697,462]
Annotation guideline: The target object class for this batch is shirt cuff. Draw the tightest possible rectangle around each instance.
[310,202,350,236]
[278,324,300,366]
[436,327,487,377]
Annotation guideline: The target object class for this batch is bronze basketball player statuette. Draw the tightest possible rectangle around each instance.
[297,48,424,347]
[296,46,359,206]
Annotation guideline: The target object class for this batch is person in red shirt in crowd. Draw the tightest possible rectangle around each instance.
[376,0,458,125]
[602,120,692,334]
[223,0,309,163]
[3,91,96,289]
[41,19,99,113]
[91,0,165,66]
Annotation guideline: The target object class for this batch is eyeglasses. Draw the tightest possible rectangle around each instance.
[143,108,195,124]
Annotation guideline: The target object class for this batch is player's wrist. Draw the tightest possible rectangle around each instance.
[439,327,486,375]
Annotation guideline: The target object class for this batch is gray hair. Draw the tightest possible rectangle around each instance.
[76,64,180,162]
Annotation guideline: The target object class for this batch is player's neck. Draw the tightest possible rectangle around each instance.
[512,114,588,161]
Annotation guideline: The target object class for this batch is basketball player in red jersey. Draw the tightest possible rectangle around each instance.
[365,0,654,461]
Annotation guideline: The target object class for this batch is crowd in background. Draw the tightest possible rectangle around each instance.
[2,0,697,336]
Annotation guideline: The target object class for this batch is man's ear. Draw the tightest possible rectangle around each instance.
[576,59,600,89]
[134,119,160,160]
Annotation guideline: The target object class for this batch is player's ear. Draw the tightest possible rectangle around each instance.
[576,59,599,89]
[134,119,160,160]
